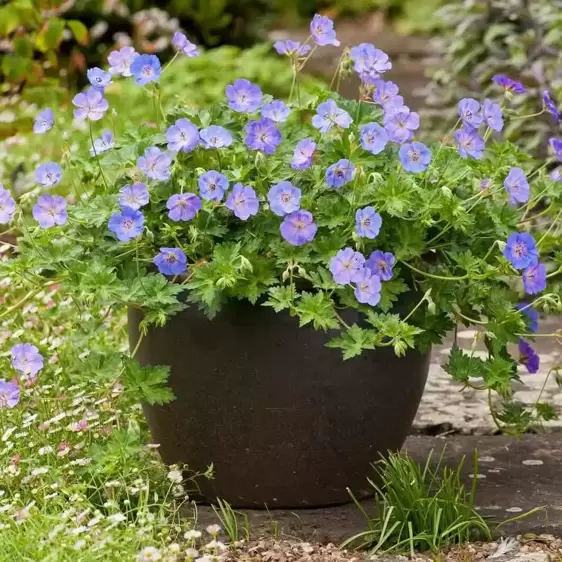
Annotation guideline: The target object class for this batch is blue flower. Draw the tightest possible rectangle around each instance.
[226,79,262,113]
[549,137,562,161]
[353,268,381,306]
[310,14,340,47]
[32,194,67,228]
[198,170,229,202]
[108,46,138,76]
[261,100,291,123]
[518,339,540,374]
[550,168,562,182]
[200,125,233,149]
[166,193,201,222]
[137,147,172,181]
[244,117,282,155]
[457,98,483,127]
[0,186,16,224]
[172,32,199,57]
[373,79,399,108]
[454,126,485,159]
[273,40,311,57]
[349,44,391,84]
[360,122,388,155]
[87,67,112,89]
[516,303,539,332]
[366,250,395,281]
[119,183,149,210]
[280,210,317,246]
[383,96,407,116]
[504,232,538,270]
[291,139,316,170]
[0,380,19,408]
[311,99,352,133]
[326,159,355,189]
[399,142,431,173]
[35,162,62,186]
[330,248,365,284]
[225,183,259,220]
[33,109,54,134]
[268,181,301,216]
[480,178,492,190]
[483,99,504,131]
[492,74,526,93]
[154,247,187,276]
[108,206,144,242]
[90,130,114,156]
[504,167,529,204]
[355,207,382,239]
[130,54,161,86]
[72,87,109,121]
[523,263,546,295]
[166,118,199,153]
[11,343,43,379]
[384,108,420,143]
[543,90,560,123]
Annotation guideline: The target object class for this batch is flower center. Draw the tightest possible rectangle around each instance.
[281,193,291,203]
[0,394,7,406]
[409,150,420,162]
[210,136,218,145]
[294,219,304,229]
[123,218,133,230]
[362,218,371,228]
[514,242,527,258]
[142,66,152,76]
[166,254,177,264]
[378,260,387,273]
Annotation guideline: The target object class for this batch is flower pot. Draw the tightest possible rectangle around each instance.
[128,301,430,508]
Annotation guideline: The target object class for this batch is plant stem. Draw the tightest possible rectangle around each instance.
[89,122,110,192]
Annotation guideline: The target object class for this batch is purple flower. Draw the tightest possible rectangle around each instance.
[454,126,485,159]
[543,91,560,123]
[291,139,316,170]
[329,248,365,284]
[154,247,187,276]
[458,98,483,127]
[326,159,355,188]
[87,67,112,89]
[384,108,420,143]
[32,195,68,228]
[166,193,201,222]
[119,183,149,210]
[72,87,109,121]
[108,46,138,76]
[518,339,540,374]
[312,99,352,133]
[353,268,381,306]
[33,109,54,134]
[366,250,395,281]
[244,117,282,155]
[166,118,199,153]
[360,122,388,155]
[130,54,161,86]
[310,14,340,47]
[200,125,233,149]
[35,162,62,187]
[273,40,311,57]
[399,142,432,173]
[516,303,538,332]
[0,380,19,408]
[355,207,382,239]
[268,181,301,216]
[280,210,317,246]
[11,343,43,379]
[226,79,262,113]
[91,130,114,156]
[373,79,399,108]
[137,147,172,181]
[523,263,547,295]
[504,232,538,270]
[504,167,529,204]
[350,44,392,84]
[225,183,259,220]
[550,168,562,182]
[198,170,229,202]
[480,178,492,190]
[549,137,562,161]
[172,32,199,57]
[383,96,407,116]
[483,99,504,131]
[492,74,526,93]
[262,100,291,123]
[108,206,144,242]
[0,187,16,224]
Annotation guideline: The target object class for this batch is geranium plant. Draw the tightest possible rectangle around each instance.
[2,17,562,435]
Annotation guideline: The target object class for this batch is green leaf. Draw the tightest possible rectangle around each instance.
[263,285,295,313]
[378,278,408,313]
[67,20,89,46]
[326,324,376,360]
[484,356,516,396]
[35,18,66,52]
[122,358,175,405]
[442,344,486,384]
[295,291,340,331]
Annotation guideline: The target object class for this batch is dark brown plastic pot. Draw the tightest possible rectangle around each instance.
[128,301,430,508]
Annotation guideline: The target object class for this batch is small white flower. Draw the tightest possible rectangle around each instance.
[138,546,162,561]
[184,548,199,560]
[73,539,86,550]
[205,524,221,536]
[167,469,183,483]
[184,530,202,540]
[31,467,49,476]
[168,543,180,554]
[204,540,226,552]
